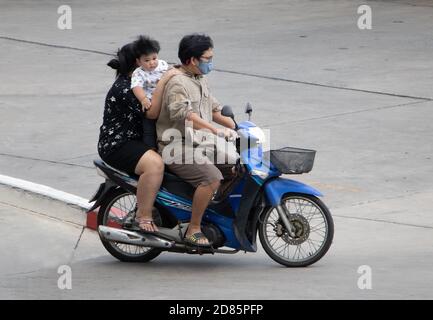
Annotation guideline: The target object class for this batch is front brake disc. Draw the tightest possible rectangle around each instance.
[281,214,310,245]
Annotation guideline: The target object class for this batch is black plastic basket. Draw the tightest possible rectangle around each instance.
[269,147,316,174]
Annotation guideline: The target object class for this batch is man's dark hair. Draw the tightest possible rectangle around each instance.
[133,35,160,58]
[178,33,213,65]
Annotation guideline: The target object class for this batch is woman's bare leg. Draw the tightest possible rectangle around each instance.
[134,150,164,232]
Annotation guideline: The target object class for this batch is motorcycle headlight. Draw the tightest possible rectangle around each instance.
[248,127,266,144]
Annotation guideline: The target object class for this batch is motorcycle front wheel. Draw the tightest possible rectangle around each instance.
[97,188,162,262]
[259,194,334,267]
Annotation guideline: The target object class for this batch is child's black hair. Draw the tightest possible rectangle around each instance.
[133,35,161,58]
[178,33,213,65]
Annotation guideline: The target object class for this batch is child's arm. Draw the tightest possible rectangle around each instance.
[146,67,182,119]
[131,68,151,111]
[132,86,151,110]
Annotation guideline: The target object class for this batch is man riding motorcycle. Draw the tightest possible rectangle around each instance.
[156,33,238,247]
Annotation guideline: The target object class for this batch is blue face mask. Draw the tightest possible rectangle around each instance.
[198,60,213,75]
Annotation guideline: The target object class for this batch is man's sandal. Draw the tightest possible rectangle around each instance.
[134,217,158,234]
[184,232,213,248]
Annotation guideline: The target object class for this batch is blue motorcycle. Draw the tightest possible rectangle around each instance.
[89,105,334,267]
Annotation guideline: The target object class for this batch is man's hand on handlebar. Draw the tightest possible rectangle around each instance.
[216,128,238,141]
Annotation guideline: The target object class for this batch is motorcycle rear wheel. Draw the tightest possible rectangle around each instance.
[97,188,162,262]
[259,194,334,267]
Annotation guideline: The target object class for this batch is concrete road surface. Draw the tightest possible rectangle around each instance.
[1,186,433,299]
[1,0,432,299]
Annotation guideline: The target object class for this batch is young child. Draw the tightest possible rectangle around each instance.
[131,35,169,111]
[130,35,172,149]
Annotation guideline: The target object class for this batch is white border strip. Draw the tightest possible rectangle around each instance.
[0,174,92,210]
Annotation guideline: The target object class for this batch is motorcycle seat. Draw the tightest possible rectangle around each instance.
[94,159,195,199]
[93,159,139,179]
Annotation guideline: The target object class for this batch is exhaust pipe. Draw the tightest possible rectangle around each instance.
[98,225,175,249]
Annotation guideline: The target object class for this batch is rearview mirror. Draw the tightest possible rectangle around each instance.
[221,105,235,119]
[245,102,252,120]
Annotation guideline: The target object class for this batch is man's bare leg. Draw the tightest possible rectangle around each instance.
[186,180,220,245]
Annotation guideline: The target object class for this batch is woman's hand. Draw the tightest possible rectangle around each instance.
[161,67,182,82]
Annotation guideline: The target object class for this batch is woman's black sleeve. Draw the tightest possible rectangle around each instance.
[114,79,143,116]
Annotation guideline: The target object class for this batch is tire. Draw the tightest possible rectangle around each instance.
[97,188,162,262]
[259,194,334,267]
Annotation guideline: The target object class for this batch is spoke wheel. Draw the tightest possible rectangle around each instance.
[259,194,334,267]
[97,189,162,262]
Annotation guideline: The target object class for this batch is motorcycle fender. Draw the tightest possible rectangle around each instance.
[87,180,118,213]
[264,177,323,207]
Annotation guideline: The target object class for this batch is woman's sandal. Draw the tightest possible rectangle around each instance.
[134,217,158,234]
[184,232,213,248]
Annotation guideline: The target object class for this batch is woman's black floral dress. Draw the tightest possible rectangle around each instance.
[98,75,145,158]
